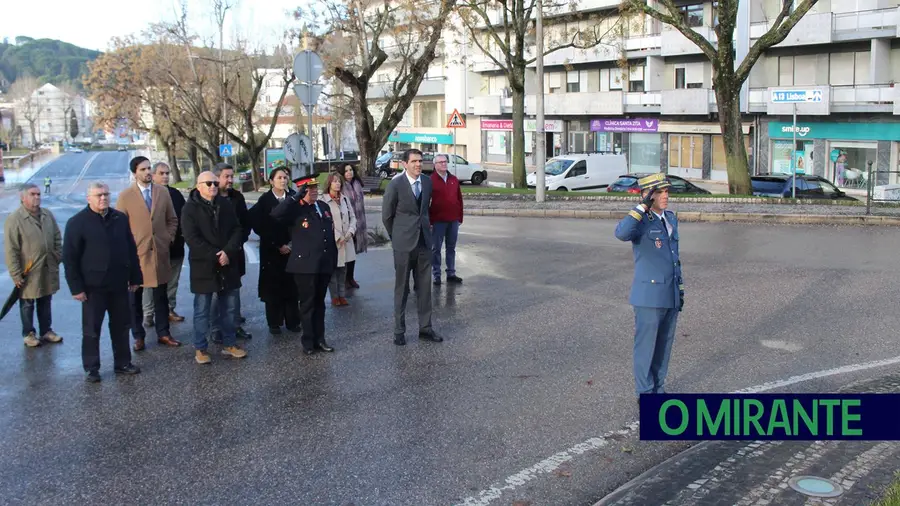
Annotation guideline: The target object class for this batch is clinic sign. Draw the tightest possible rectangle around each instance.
[768,121,900,141]
[590,118,658,133]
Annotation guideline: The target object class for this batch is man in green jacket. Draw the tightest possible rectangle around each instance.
[4,183,63,347]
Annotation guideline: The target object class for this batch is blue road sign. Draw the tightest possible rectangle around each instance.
[771,89,823,103]
[219,144,233,157]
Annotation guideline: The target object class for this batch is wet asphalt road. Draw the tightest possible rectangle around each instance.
[1,153,900,505]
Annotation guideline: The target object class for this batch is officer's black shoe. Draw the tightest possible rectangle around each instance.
[316,341,334,352]
[394,334,406,346]
[114,364,141,375]
[419,331,443,343]
[85,370,101,383]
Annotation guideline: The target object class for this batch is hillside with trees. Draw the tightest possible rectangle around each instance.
[0,36,101,92]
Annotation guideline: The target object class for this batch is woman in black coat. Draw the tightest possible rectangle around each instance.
[250,167,301,334]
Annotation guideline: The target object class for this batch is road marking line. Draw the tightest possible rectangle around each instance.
[64,152,101,199]
[455,354,900,506]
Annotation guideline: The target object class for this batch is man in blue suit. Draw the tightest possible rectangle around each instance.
[615,173,684,402]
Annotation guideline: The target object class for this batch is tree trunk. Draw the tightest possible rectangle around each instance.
[510,87,526,189]
[189,145,201,178]
[250,148,263,190]
[166,143,182,184]
[716,89,752,195]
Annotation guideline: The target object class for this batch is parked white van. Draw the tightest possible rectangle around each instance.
[526,152,628,191]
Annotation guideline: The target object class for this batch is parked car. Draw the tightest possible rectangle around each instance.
[751,174,858,201]
[607,173,712,194]
[527,152,628,191]
[375,152,394,178]
[381,152,487,184]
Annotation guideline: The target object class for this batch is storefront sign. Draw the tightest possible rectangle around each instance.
[480,118,564,132]
[768,121,900,141]
[590,118,658,133]
[657,121,752,135]
[389,131,454,144]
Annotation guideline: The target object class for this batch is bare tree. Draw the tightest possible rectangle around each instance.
[621,0,819,194]
[9,76,41,147]
[457,0,619,188]
[296,0,458,179]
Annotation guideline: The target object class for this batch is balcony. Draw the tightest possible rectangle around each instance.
[750,12,833,46]
[661,88,714,115]
[831,8,898,41]
[471,95,504,116]
[750,85,895,114]
[540,45,619,67]
[624,91,662,113]
[525,91,625,115]
[660,26,717,56]
[368,77,445,100]
[624,33,662,54]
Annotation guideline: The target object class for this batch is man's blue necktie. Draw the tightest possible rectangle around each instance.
[414,180,421,199]
[143,188,152,210]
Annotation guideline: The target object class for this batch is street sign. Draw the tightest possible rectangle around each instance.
[446,109,466,128]
[293,83,324,107]
[293,51,323,84]
[283,133,312,165]
[219,144,233,157]
[770,89,823,103]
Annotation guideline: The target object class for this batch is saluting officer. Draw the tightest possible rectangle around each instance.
[614,173,684,402]
[271,176,337,356]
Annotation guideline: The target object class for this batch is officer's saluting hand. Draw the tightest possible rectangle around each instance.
[614,173,684,403]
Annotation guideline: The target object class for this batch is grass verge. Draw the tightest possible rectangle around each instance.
[458,186,758,199]
[874,472,900,506]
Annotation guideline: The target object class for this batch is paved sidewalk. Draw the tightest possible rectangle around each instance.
[595,374,900,506]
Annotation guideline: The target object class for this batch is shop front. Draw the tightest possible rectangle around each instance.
[660,122,752,181]
[480,118,564,164]
[765,121,900,189]
[388,131,455,154]
[590,118,660,173]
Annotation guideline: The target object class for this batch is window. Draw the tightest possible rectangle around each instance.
[680,4,704,27]
[669,178,688,192]
[566,161,587,178]
[453,155,468,165]
[567,70,581,93]
[675,68,686,89]
[668,134,703,169]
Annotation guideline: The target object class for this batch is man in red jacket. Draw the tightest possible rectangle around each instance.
[429,154,464,285]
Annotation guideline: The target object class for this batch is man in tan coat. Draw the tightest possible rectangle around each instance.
[117,156,180,351]
[4,183,63,347]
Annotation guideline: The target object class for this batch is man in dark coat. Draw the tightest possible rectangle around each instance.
[209,162,252,340]
[181,171,248,364]
[142,161,187,323]
[63,182,142,383]
[271,176,337,355]
[249,167,301,334]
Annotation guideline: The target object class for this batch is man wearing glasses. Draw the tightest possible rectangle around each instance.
[181,171,248,364]
[428,154,464,286]
[63,183,142,382]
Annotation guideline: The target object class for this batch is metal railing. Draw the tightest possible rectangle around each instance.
[862,162,900,213]
[832,8,898,32]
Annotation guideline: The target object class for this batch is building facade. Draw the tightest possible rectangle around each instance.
[14,83,93,147]
[372,0,900,186]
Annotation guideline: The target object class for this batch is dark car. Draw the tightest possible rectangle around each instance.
[751,174,857,201]
[607,173,712,194]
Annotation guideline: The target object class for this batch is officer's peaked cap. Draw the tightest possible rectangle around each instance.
[638,173,672,191]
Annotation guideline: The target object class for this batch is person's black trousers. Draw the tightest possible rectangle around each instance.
[131,284,170,339]
[82,288,132,372]
[265,298,301,330]
[294,273,331,350]
[20,295,53,337]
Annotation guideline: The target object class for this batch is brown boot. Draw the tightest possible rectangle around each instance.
[133,338,145,352]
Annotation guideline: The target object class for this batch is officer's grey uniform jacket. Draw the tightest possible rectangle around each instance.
[614,206,683,309]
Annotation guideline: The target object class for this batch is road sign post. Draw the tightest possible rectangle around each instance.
[446,108,465,161]
[770,89,823,199]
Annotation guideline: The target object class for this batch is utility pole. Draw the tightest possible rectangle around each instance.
[535,0,546,202]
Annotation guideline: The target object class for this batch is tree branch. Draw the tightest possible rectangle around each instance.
[737,0,818,83]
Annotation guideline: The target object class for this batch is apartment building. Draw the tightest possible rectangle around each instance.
[14,83,93,147]
[371,0,900,186]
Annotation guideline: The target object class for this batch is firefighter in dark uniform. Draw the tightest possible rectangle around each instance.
[271,176,337,355]
[614,173,684,402]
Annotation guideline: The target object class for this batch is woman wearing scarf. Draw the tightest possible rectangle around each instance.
[320,172,357,306]
[341,164,367,289]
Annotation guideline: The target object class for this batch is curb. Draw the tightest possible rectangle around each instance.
[361,206,900,226]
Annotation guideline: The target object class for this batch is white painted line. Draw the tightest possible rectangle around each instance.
[244,243,259,264]
[456,354,900,506]
[64,152,101,198]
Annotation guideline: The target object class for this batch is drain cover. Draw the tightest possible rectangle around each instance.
[788,476,844,498]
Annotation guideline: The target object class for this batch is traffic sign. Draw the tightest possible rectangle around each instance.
[446,109,466,128]
[283,133,311,165]
[294,83,323,107]
[293,51,323,84]
[770,89,823,103]
[219,144,233,157]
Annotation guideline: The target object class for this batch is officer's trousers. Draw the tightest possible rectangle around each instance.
[632,306,679,396]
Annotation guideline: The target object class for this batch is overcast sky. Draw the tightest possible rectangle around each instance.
[3,0,302,52]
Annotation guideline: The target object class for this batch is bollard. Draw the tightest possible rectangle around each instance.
[866,160,873,215]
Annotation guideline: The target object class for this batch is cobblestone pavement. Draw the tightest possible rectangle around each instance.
[595,374,900,506]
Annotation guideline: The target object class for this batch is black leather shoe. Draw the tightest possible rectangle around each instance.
[114,364,141,375]
[316,342,334,352]
[85,370,101,383]
[447,275,463,284]
[419,331,443,343]
[433,278,441,285]
[287,326,303,333]
[269,327,282,335]
[394,335,406,346]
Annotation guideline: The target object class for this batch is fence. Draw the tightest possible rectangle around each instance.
[861,160,900,214]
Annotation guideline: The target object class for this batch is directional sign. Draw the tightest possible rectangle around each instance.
[219,144,233,157]
[446,108,466,128]
[771,89,823,103]
[283,133,311,165]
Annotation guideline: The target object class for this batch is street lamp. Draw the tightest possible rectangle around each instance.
[534,0,546,203]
